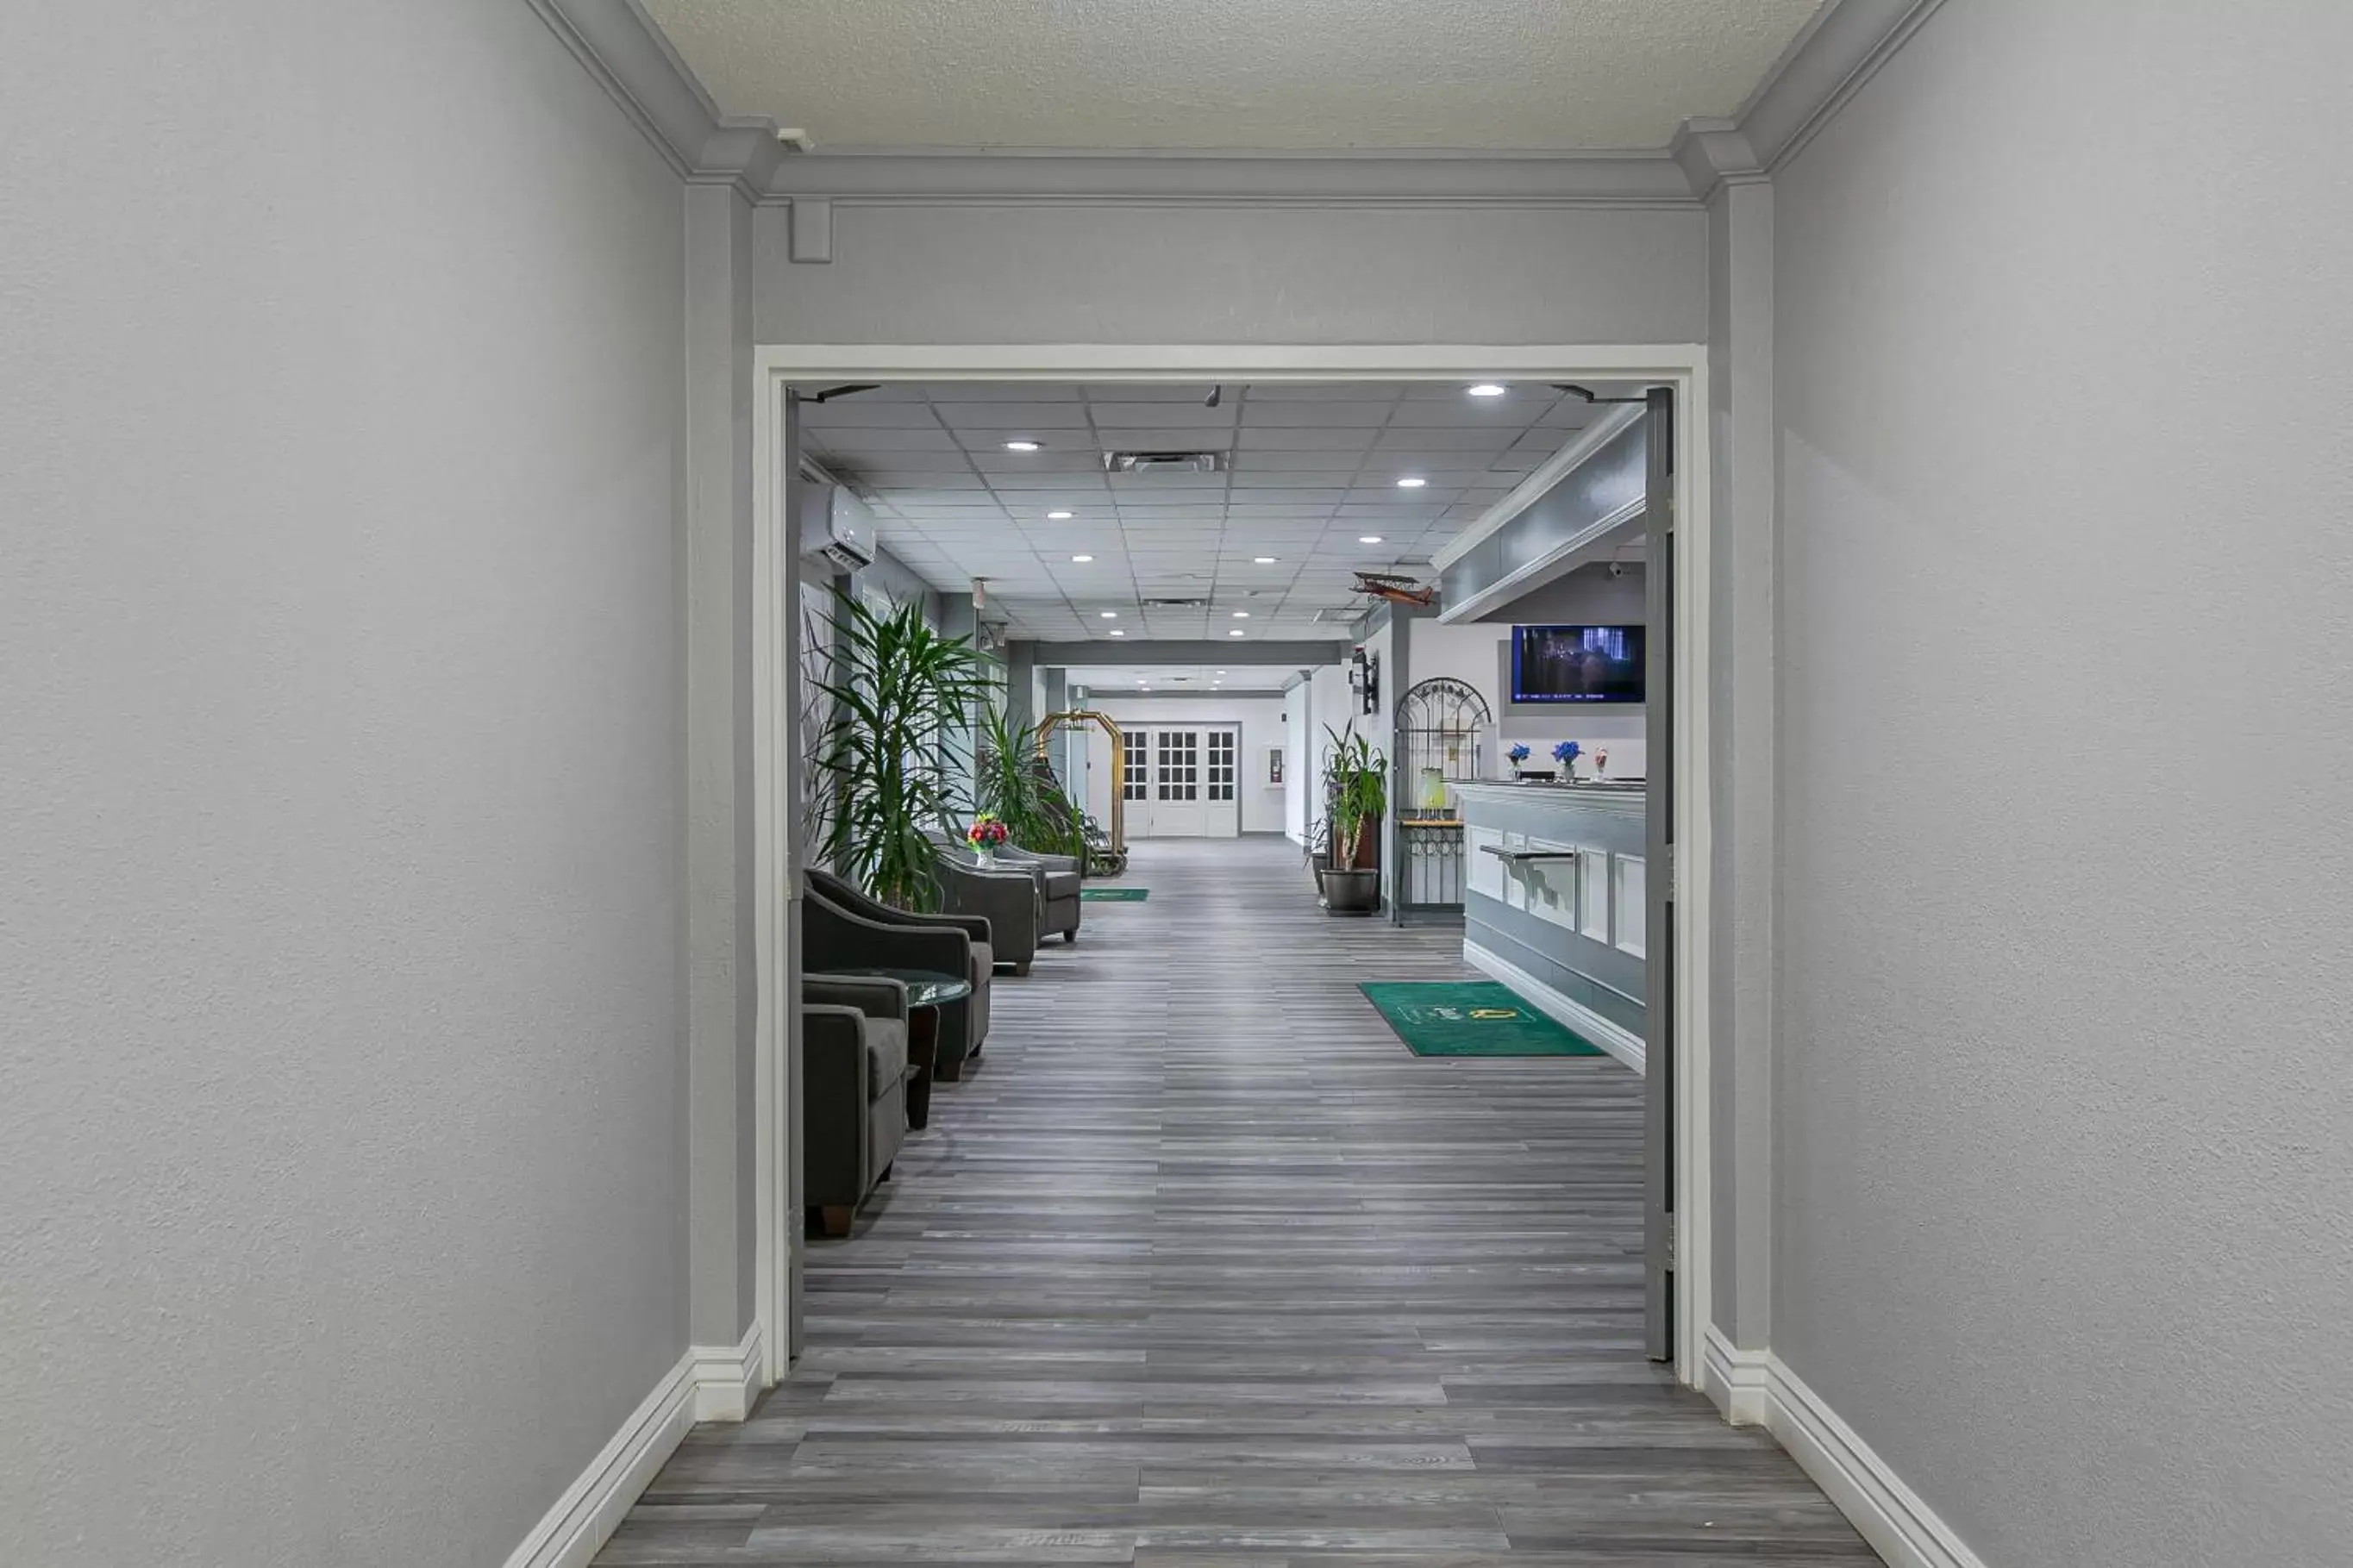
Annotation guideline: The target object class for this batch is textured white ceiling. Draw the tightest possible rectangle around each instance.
[798,380,1618,641]
[642,0,1826,153]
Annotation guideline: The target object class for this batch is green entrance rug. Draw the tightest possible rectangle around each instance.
[1358,980,1605,1058]
[1080,886,1149,903]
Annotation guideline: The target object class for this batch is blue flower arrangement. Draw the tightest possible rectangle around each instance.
[1507,743,1530,765]
[1553,740,1581,767]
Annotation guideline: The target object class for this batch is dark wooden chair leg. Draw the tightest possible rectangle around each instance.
[1012,959,1032,976]
[815,1204,854,1238]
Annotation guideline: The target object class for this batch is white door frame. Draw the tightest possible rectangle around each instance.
[752,344,1715,1387]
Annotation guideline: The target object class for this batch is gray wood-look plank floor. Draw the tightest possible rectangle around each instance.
[598,837,1876,1566]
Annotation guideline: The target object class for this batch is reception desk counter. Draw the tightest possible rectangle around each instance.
[1456,781,1648,1071]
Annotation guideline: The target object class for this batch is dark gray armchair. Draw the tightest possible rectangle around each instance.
[925,847,1042,975]
[994,843,1083,945]
[806,867,991,1078]
[802,975,912,1238]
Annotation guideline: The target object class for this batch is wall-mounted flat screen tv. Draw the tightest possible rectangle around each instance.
[1511,624,1645,704]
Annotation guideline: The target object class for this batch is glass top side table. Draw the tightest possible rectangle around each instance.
[828,966,972,1128]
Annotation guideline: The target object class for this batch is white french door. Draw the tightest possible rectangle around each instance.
[1123,724,1240,838]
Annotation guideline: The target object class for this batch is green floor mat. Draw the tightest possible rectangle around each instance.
[1358,980,1607,1058]
[1080,886,1149,902]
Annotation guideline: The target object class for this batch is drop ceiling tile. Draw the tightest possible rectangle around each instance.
[801,401,948,428]
[910,382,1081,402]
[1374,427,1518,453]
[814,428,964,454]
[1236,428,1379,452]
[1088,401,1237,428]
[1238,401,1399,428]
[1242,383,1407,400]
[1094,427,1238,451]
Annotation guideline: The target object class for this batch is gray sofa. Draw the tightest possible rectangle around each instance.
[807,867,992,1078]
[802,975,913,1238]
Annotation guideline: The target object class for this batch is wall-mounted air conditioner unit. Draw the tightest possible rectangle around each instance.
[799,484,877,572]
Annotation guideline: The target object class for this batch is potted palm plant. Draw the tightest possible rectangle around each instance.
[810,591,995,909]
[1316,724,1386,915]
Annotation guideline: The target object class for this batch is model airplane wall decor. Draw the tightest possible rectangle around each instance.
[1353,571,1436,609]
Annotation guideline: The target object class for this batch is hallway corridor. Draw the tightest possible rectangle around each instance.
[599,839,1871,1565]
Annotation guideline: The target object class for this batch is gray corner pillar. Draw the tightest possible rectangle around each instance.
[1006,639,1037,733]
[1702,154,1777,1353]
[936,593,980,810]
[681,181,761,1354]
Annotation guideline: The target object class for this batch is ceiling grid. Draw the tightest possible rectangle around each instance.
[799,380,1614,643]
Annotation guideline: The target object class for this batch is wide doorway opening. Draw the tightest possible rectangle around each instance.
[751,349,1714,1396]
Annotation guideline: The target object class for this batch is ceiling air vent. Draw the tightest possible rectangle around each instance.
[1143,596,1210,609]
[1103,449,1230,474]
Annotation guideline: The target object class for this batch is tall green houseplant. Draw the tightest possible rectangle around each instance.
[810,591,995,909]
[975,703,1086,863]
[1323,723,1387,871]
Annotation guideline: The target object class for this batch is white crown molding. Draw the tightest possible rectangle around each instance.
[1739,0,1953,172]
[766,150,1695,208]
[532,0,1947,211]
[1668,118,1766,202]
[530,0,787,197]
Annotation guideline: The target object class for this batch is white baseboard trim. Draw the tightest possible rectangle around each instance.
[1699,1326,1771,1427]
[690,1320,767,1421]
[502,1354,693,1568]
[504,1321,767,1568]
[1698,1325,1987,1568]
[1465,941,1647,1074]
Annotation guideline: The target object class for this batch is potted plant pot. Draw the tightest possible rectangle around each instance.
[1320,865,1380,915]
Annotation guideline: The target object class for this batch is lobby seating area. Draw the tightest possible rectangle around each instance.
[798,839,1087,1235]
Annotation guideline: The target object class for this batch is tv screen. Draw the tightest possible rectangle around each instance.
[1511,624,1645,704]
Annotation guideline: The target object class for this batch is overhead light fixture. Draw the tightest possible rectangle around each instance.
[1228,629,1245,638]
[1003,439,1041,452]
[1254,556,1277,564]
[1071,553,1093,563]
[1099,609,1117,618]
[1047,509,1074,520]
[1396,476,1427,489]
[1217,669,1227,674]
[1466,383,1508,397]
[1359,534,1384,544]
[1232,610,1249,619]
[1109,628,1125,637]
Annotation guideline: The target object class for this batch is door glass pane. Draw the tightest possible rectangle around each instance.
[1123,730,1148,800]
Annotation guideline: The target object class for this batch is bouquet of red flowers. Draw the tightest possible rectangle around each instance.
[965,814,1010,850]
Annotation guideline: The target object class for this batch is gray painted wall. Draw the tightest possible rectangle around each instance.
[1773,2,2353,1562]
[754,203,1706,345]
[2,3,693,1563]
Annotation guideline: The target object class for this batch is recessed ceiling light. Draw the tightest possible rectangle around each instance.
[1254,555,1277,564]
[1099,610,1117,618]
[1003,439,1041,452]
[1396,476,1427,489]
[1108,628,1124,637]
[1217,669,1227,675]
[1232,610,1249,618]
[1048,509,1074,520]
[1071,553,1093,562]
[1359,534,1384,544]
[1228,629,1245,638]
[1467,383,1508,397]
[1211,682,1222,688]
